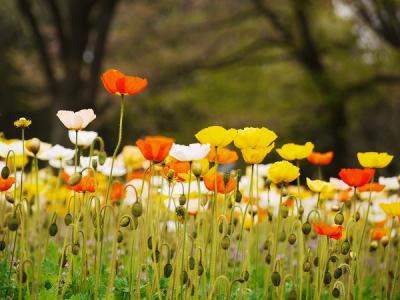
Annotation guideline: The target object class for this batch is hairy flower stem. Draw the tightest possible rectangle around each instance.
[180,163,192,300]
[234,164,254,276]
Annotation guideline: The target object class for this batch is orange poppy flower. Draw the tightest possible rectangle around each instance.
[358,183,385,192]
[307,151,334,165]
[101,69,148,96]
[0,177,15,192]
[126,170,150,181]
[111,181,125,204]
[203,171,236,194]
[338,190,351,202]
[338,168,375,187]
[370,228,388,241]
[164,159,190,182]
[207,148,238,164]
[136,136,174,163]
[70,175,95,193]
[61,170,70,183]
[313,223,343,240]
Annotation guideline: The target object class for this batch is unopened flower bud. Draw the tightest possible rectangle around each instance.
[341,240,351,255]
[191,162,203,177]
[68,172,82,186]
[181,270,188,284]
[221,235,230,250]
[241,270,250,282]
[72,243,80,255]
[120,216,131,227]
[1,166,10,179]
[302,222,311,235]
[0,240,6,251]
[323,271,332,285]
[5,193,14,204]
[381,236,389,247]
[288,233,297,245]
[92,159,98,170]
[271,271,281,286]
[331,204,340,212]
[132,201,143,217]
[164,263,173,278]
[179,194,186,206]
[7,215,20,231]
[189,256,195,270]
[26,138,41,155]
[64,213,73,226]
[334,267,342,279]
[332,287,340,298]
[235,190,242,203]
[99,152,107,165]
[49,223,58,236]
[303,261,311,272]
[198,262,204,276]
[369,240,378,252]
[117,230,123,243]
[334,212,344,225]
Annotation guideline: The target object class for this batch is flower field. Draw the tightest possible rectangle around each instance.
[0,69,400,299]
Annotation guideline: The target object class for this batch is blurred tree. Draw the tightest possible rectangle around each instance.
[16,0,120,142]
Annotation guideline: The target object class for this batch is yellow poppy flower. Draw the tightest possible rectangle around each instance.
[241,146,274,165]
[121,145,145,170]
[267,160,300,184]
[234,127,277,149]
[306,178,334,193]
[195,126,237,148]
[276,142,314,161]
[380,202,400,217]
[357,152,393,169]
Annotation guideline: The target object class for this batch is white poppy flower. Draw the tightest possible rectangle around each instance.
[0,140,24,157]
[68,130,98,147]
[169,143,210,162]
[39,144,75,162]
[378,176,399,191]
[329,177,349,190]
[97,157,126,177]
[57,109,96,130]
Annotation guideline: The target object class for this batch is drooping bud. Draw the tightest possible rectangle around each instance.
[5,193,14,204]
[68,172,82,186]
[221,235,230,250]
[334,267,342,279]
[132,201,143,217]
[223,173,230,186]
[72,243,80,255]
[189,256,195,270]
[334,212,344,225]
[198,262,204,276]
[281,205,289,219]
[341,240,351,255]
[332,287,340,298]
[302,222,312,235]
[98,151,107,165]
[235,190,242,203]
[120,216,131,227]
[7,215,20,231]
[64,213,73,226]
[323,271,332,285]
[92,159,98,170]
[271,271,281,287]
[117,230,123,243]
[147,236,153,250]
[179,194,186,206]
[181,270,188,284]
[303,261,311,272]
[0,240,6,251]
[164,263,173,278]
[369,240,378,252]
[288,233,297,245]
[241,270,250,282]
[49,223,58,236]
[1,166,10,179]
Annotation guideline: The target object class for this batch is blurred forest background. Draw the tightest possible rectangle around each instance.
[1,0,400,173]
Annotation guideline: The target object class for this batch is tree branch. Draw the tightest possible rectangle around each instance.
[17,0,57,92]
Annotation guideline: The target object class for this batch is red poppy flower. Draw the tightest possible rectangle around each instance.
[101,69,148,96]
[136,136,174,162]
[313,223,343,240]
[111,181,125,204]
[371,228,388,241]
[203,171,236,194]
[307,151,334,165]
[358,183,385,192]
[70,175,95,193]
[0,177,15,192]
[338,168,375,187]
[164,159,190,182]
